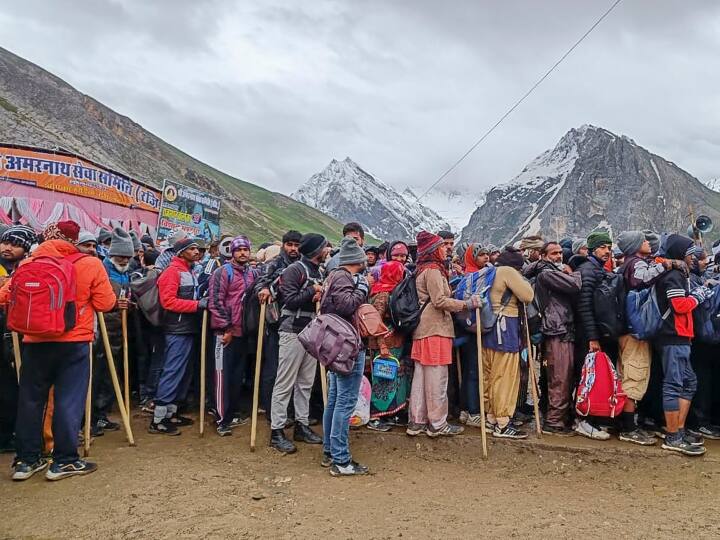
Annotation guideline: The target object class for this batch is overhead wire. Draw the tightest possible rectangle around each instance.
[416,0,624,201]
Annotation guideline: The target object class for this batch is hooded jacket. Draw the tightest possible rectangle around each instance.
[655,235,698,345]
[568,253,608,342]
[157,256,200,334]
[319,267,367,323]
[524,260,581,338]
[277,256,323,334]
[0,240,116,343]
[208,259,257,336]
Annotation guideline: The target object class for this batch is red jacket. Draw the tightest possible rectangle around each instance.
[0,240,116,343]
[158,256,200,334]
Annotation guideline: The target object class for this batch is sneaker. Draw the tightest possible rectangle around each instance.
[683,430,704,447]
[493,424,528,439]
[96,418,120,431]
[207,407,219,420]
[464,414,485,428]
[574,420,610,441]
[11,458,49,481]
[619,428,657,446]
[168,415,194,427]
[329,460,369,477]
[542,424,575,437]
[90,423,105,438]
[45,460,98,481]
[217,425,232,437]
[485,419,497,434]
[321,453,332,468]
[228,417,249,429]
[459,410,469,424]
[427,424,464,437]
[270,429,297,454]
[367,419,392,432]
[662,435,706,456]
[148,419,180,436]
[406,422,427,436]
[689,426,720,441]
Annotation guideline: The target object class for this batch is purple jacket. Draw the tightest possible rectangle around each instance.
[208,261,257,336]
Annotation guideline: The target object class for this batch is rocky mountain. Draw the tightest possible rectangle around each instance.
[0,46,343,244]
[703,178,720,192]
[292,157,450,241]
[461,125,720,246]
[407,185,486,233]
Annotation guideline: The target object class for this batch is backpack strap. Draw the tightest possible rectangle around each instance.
[65,253,89,265]
[223,262,234,284]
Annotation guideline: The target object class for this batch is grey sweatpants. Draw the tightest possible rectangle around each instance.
[270,332,318,430]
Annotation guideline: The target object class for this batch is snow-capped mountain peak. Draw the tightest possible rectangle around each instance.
[292,158,450,241]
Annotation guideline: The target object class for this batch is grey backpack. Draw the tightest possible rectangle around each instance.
[130,268,164,327]
[298,313,362,375]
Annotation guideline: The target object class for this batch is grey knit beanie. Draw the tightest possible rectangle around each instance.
[337,236,367,266]
[76,231,96,246]
[643,230,660,255]
[572,238,588,255]
[617,230,645,256]
[129,230,142,252]
[109,227,135,257]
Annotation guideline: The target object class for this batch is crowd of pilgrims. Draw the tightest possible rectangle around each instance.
[1,217,719,481]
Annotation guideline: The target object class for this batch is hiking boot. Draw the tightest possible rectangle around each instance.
[619,428,657,446]
[168,415,194,427]
[662,435,706,456]
[459,410,469,424]
[96,418,120,431]
[682,430,704,447]
[367,419,392,432]
[329,460,369,477]
[90,423,104,438]
[688,426,720,440]
[217,424,232,437]
[574,420,610,440]
[148,419,180,436]
[270,429,297,454]
[293,423,322,444]
[427,423,464,437]
[405,423,427,436]
[321,452,332,468]
[462,414,483,428]
[493,424,528,439]
[228,417,249,429]
[45,460,98,481]
[12,458,49,481]
[542,424,575,437]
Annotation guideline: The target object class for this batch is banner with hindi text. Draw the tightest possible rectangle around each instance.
[156,179,221,242]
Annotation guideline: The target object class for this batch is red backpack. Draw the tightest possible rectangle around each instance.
[575,351,627,418]
[7,253,87,337]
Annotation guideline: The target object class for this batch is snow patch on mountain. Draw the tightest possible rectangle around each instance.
[292,157,449,241]
[703,177,720,192]
[404,185,486,233]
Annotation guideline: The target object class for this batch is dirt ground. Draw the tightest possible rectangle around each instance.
[2,413,720,539]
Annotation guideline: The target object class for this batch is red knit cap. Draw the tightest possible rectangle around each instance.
[43,220,80,243]
[415,230,444,258]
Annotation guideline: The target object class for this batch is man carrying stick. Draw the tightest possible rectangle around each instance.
[207,236,258,437]
[0,221,115,481]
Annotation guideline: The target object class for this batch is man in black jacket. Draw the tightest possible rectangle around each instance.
[256,230,302,413]
[568,230,615,440]
[269,233,328,454]
[525,242,581,435]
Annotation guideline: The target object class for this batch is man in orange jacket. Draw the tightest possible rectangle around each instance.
[0,221,116,481]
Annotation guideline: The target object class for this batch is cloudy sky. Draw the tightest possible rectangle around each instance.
[2,0,719,198]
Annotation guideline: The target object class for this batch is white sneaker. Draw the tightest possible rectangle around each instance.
[459,411,469,424]
[575,420,610,440]
[465,414,484,428]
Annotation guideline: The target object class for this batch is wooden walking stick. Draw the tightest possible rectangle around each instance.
[121,307,130,418]
[199,309,208,437]
[455,347,462,387]
[250,302,267,451]
[474,308,489,459]
[83,342,93,457]
[523,306,542,438]
[98,312,135,446]
[11,331,21,383]
[316,301,328,407]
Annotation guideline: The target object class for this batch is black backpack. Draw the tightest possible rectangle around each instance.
[593,271,626,339]
[388,271,429,334]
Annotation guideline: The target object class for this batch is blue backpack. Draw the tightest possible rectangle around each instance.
[693,287,720,344]
[625,286,670,340]
[454,266,511,334]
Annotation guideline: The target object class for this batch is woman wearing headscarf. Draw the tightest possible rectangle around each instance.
[407,231,480,437]
[366,261,410,432]
[482,246,534,439]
